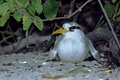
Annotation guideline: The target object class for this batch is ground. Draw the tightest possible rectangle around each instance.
[0,52,120,80]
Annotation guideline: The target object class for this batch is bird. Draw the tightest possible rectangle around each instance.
[48,22,100,63]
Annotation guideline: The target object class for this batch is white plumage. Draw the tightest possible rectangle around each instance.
[49,22,100,63]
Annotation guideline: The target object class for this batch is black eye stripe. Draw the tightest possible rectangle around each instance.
[69,26,81,31]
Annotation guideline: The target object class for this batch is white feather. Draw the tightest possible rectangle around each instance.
[49,22,100,62]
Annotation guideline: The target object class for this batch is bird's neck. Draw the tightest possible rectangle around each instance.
[63,31,86,40]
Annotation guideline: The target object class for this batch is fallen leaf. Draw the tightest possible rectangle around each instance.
[43,68,90,79]
[0,69,10,72]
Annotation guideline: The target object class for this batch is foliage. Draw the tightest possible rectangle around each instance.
[95,1,120,28]
[43,0,59,19]
[105,1,120,20]
[0,12,10,27]
[0,0,59,31]
[112,0,117,4]
[22,16,32,30]
[105,1,115,19]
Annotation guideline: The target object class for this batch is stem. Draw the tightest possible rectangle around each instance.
[98,0,120,49]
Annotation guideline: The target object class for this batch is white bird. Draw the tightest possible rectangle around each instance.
[48,22,100,63]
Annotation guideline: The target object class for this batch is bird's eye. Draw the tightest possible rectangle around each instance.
[69,26,81,31]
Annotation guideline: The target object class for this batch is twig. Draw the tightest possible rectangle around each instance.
[25,30,29,48]
[0,31,15,34]
[0,34,51,53]
[7,23,16,42]
[95,15,103,29]
[69,0,75,16]
[14,0,92,22]
[98,0,120,50]
[42,16,69,21]
[0,31,19,44]
[70,0,92,17]
[14,3,43,22]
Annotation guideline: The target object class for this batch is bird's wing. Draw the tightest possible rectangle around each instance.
[48,35,63,60]
[86,37,100,61]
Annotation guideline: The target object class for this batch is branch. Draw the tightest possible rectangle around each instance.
[0,28,112,54]
[0,33,51,54]
[14,3,42,22]
[70,0,92,17]
[14,0,92,22]
[0,31,19,44]
[98,0,120,50]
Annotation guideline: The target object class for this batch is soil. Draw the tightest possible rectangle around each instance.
[0,52,120,80]
[0,36,120,80]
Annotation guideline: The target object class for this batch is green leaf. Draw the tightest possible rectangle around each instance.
[0,12,10,27]
[22,16,33,30]
[33,16,43,30]
[26,4,36,16]
[118,10,120,16]
[31,0,42,14]
[13,11,23,22]
[105,2,115,19]
[112,2,120,20]
[15,1,22,8]
[45,35,56,51]
[0,2,10,16]
[43,68,89,79]
[0,0,4,5]
[0,69,10,72]
[15,0,30,8]
[43,0,59,19]
[8,0,15,12]
[112,0,117,4]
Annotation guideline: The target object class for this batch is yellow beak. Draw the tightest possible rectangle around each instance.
[52,27,69,35]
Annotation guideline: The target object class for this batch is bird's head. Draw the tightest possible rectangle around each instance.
[52,22,83,35]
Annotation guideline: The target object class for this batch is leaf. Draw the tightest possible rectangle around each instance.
[43,68,90,79]
[43,0,59,19]
[8,0,15,12]
[112,2,120,20]
[0,2,10,16]
[15,1,22,8]
[118,10,120,15]
[100,70,112,76]
[22,16,33,30]
[115,2,120,12]
[0,69,10,72]
[31,0,42,14]
[13,11,23,22]
[112,0,117,4]
[26,4,36,16]
[0,12,10,27]
[105,2,115,19]
[15,0,30,8]
[0,0,4,5]
[45,35,56,51]
[33,16,43,30]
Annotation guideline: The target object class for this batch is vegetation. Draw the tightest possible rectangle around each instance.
[0,0,120,67]
[0,0,59,30]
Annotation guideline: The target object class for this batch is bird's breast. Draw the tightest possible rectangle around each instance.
[57,38,89,62]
